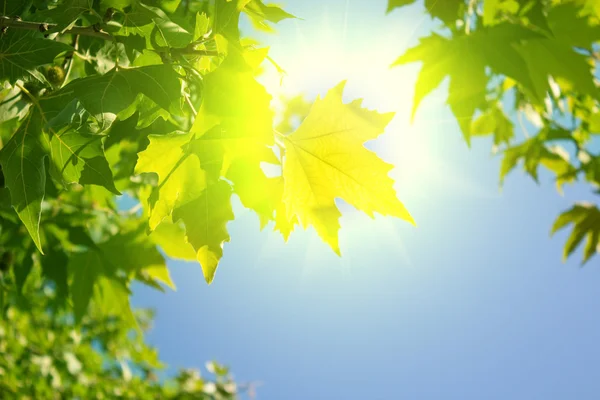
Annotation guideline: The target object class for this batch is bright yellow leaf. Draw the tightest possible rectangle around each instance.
[281,81,414,254]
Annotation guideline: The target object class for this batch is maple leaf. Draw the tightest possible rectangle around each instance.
[552,203,600,264]
[0,31,73,83]
[281,81,414,254]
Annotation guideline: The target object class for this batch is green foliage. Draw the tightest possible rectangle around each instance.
[0,0,414,332]
[391,0,600,264]
[0,271,242,398]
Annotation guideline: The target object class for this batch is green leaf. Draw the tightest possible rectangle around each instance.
[513,39,598,102]
[547,3,600,49]
[483,0,519,26]
[471,105,514,145]
[393,25,549,140]
[392,33,487,142]
[0,31,72,83]
[135,131,206,230]
[172,180,234,284]
[142,4,194,48]
[13,249,33,293]
[43,0,97,33]
[0,85,30,124]
[243,0,296,31]
[194,12,210,41]
[552,203,600,263]
[119,4,155,37]
[190,55,274,177]
[0,0,31,16]
[214,0,241,41]
[518,0,551,34]
[93,275,136,328]
[150,221,196,261]
[99,225,173,290]
[100,0,133,10]
[0,111,47,253]
[424,0,464,25]
[70,223,172,322]
[65,65,182,129]
[48,128,120,194]
[499,128,576,185]
[69,249,104,322]
[386,0,417,13]
[387,0,465,24]
[282,82,414,254]
[40,248,69,300]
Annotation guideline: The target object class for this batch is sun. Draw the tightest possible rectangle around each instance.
[255,4,423,115]
[252,3,449,207]
[242,2,496,264]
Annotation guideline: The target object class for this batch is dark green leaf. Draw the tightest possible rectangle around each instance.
[69,249,104,322]
[64,65,182,129]
[0,31,72,83]
[48,128,120,194]
[13,249,33,293]
[43,0,97,32]
[243,0,297,31]
[424,0,464,25]
[0,111,47,252]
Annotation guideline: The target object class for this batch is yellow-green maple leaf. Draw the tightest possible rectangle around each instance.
[281,81,414,254]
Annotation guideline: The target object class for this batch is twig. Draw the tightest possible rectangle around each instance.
[0,16,220,57]
[171,48,220,57]
[0,16,112,40]
[184,93,197,117]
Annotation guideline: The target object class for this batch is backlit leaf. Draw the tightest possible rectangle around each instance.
[172,180,234,284]
[281,82,414,254]
[135,131,206,230]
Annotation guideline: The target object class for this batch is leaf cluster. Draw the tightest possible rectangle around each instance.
[0,271,241,399]
[0,0,414,329]
[389,0,600,264]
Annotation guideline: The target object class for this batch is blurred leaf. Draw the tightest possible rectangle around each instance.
[552,203,600,263]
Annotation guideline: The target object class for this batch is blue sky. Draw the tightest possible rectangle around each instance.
[132,1,600,398]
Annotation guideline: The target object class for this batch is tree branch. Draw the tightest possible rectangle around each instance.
[0,16,112,40]
[0,17,221,57]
